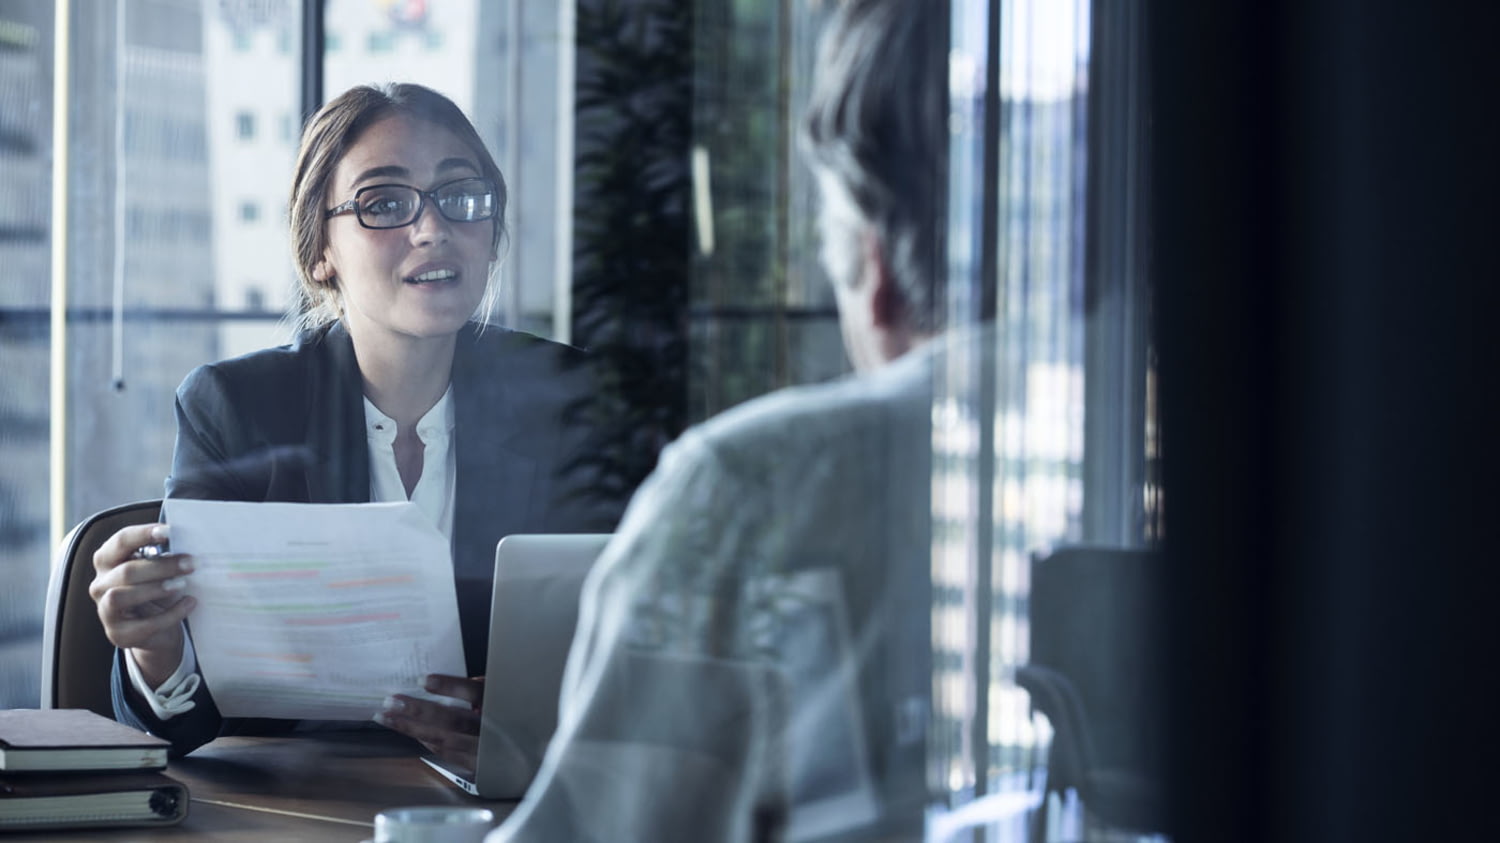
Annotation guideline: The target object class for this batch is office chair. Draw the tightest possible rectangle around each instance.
[1017,545,1167,841]
[40,499,163,717]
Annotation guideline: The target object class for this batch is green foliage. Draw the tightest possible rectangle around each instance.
[568,0,695,502]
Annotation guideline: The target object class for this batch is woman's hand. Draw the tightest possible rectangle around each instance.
[376,674,484,770]
[88,523,196,688]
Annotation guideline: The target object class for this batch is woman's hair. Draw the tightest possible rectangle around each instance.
[800,0,948,335]
[286,82,509,336]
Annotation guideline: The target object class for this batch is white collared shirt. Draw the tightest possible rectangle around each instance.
[363,386,457,543]
[130,386,459,712]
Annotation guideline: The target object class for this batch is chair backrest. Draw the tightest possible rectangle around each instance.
[40,499,163,716]
[1028,545,1166,782]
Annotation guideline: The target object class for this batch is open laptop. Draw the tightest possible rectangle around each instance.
[422,533,611,799]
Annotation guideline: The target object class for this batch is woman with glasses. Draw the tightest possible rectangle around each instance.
[87,83,622,768]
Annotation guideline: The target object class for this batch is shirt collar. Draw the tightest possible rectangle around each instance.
[362,385,456,445]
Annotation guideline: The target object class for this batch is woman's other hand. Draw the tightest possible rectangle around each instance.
[88,523,195,687]
[376,674,484,770]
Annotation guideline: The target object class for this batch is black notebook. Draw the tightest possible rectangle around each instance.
[0,770,189,831]
[0,709,169,773]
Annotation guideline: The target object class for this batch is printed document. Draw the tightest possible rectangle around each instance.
[162,499,467,720]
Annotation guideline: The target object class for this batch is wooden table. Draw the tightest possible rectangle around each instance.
[7,732,517,841]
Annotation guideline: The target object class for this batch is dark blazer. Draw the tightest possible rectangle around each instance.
[112,321,624,755]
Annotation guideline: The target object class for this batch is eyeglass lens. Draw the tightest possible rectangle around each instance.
[356,179,495,228]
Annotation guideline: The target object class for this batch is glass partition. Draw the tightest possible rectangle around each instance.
[0,0,56,707]
[677,3,1158,837]
[3,8,1162,841]
[0,0,303,707]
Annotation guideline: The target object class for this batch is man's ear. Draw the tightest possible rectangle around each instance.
[862,230,904,329]
[854,228,919,366]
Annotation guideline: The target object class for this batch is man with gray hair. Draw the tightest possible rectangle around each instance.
[491,0,950,838]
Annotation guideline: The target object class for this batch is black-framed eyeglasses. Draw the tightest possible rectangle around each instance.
[325,177,498,230]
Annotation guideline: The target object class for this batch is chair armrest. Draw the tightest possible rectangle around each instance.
[1015,663,1100,792]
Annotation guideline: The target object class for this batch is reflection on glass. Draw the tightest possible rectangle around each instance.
[0,0,55,709]
[688,0,844,421]
[0,0,301,708]
[930,0,1113,839]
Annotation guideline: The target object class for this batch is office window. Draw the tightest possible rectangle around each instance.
[0,0,300,709]
[935,4,1158,838]
[0,2,51,708]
